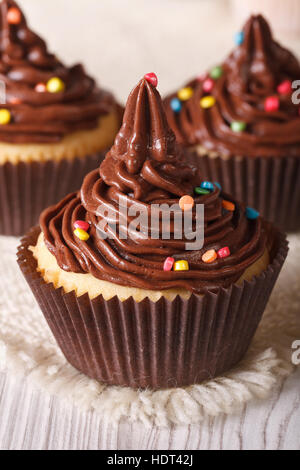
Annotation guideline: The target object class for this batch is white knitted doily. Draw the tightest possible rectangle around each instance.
[0,234,299,427]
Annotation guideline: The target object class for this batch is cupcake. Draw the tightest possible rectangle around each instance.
[164,15,300,232]
[18,73,288,390]
[231,0,300,35]
[0,0,120,236]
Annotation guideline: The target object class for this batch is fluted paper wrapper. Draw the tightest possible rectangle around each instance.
[18,226,288,390]
[0,152,105,237]
[187,150,300,233]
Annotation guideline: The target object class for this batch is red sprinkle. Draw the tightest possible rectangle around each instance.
[203,78,214,93]
[144,73,158,88]
[265,96,279,112]
[74,220,90,232]
[277,80,292,95]
[163,257,175,272]
[217,247,230,259]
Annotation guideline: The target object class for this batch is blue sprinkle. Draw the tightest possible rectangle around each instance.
[246,207,260,220]
[200,181,214,191]
[170,97,182,113]
[214,182,222,190]
[235,31,244,46]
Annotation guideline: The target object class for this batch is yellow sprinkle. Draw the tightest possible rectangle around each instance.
[74,228,90,241]
[177,87,193,101]
[46,77,65,93]
[0,109,11,125]
[200,96,216,109]
[173,260,189,272]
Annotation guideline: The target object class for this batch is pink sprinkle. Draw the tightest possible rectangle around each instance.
[277,80,292,95]
[163,257,175,271]
[144,73,158,88]
[203,78,214,93]
[217,247,230,259]
[35,83,47,93]
[74,220,90,232]
[265,96,279,112]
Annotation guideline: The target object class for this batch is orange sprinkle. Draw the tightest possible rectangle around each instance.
[9,97,21,105]
[222,200,235,212]
[202,249,217,264]
[7,8,22,25]
[179,195,194,211]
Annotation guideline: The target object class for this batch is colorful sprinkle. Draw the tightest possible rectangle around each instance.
[222,200,235,212]
[74,220,90,232]
[265,96,279,112]
[7,7,22,25]
[217,246,231,259]
[35,83,47,93]
[194,187,210,195]
[246,207,260,220]
[174,260,189,271]
[46,77,65,93]
[74,228,90,241]
[234,31,244,46]
[200,181,214,191]
[9,97,21,105]
[202,78,214,93]
[179,195,194,211]
[144,72,158,87]
[202,249,217,264]
[0,109,11,125]
[170,97,182,113]
[178,87,193,101]
[200,96,216,109]
[163,257,175,272]
[231,121,247,132]
[210,66,223,80]
[277,80,292,95]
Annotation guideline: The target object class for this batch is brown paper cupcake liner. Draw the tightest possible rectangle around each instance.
[186,150,300,233]
[17,225,288,390]
[0,152,106,237]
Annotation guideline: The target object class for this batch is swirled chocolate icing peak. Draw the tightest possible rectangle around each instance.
[0,0,115,143]
[100,78,197,200]
[41,76,267,294]
[165,15,300,158]
[227,15,300,96]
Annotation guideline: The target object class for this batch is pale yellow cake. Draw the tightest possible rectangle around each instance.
[31,233,270,303]
[0,110,120,165]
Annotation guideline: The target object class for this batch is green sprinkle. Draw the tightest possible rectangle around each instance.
[210,66,223,80]
[194,187,210,195]
[231,121,247,132]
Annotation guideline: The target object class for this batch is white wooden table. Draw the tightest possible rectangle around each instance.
[0,369,299,450]
[0,0,299,451]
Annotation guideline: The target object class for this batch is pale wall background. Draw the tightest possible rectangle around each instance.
[18,0,300,104]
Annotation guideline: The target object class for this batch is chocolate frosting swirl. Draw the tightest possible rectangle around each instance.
[40,76,266,294]
[164,15,300,158]
[0,0,115,143]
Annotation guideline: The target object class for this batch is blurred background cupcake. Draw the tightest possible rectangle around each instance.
[0,0,120,236]
[164,15,300,232]
[18,74,288,389]
[231,0,300,35]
